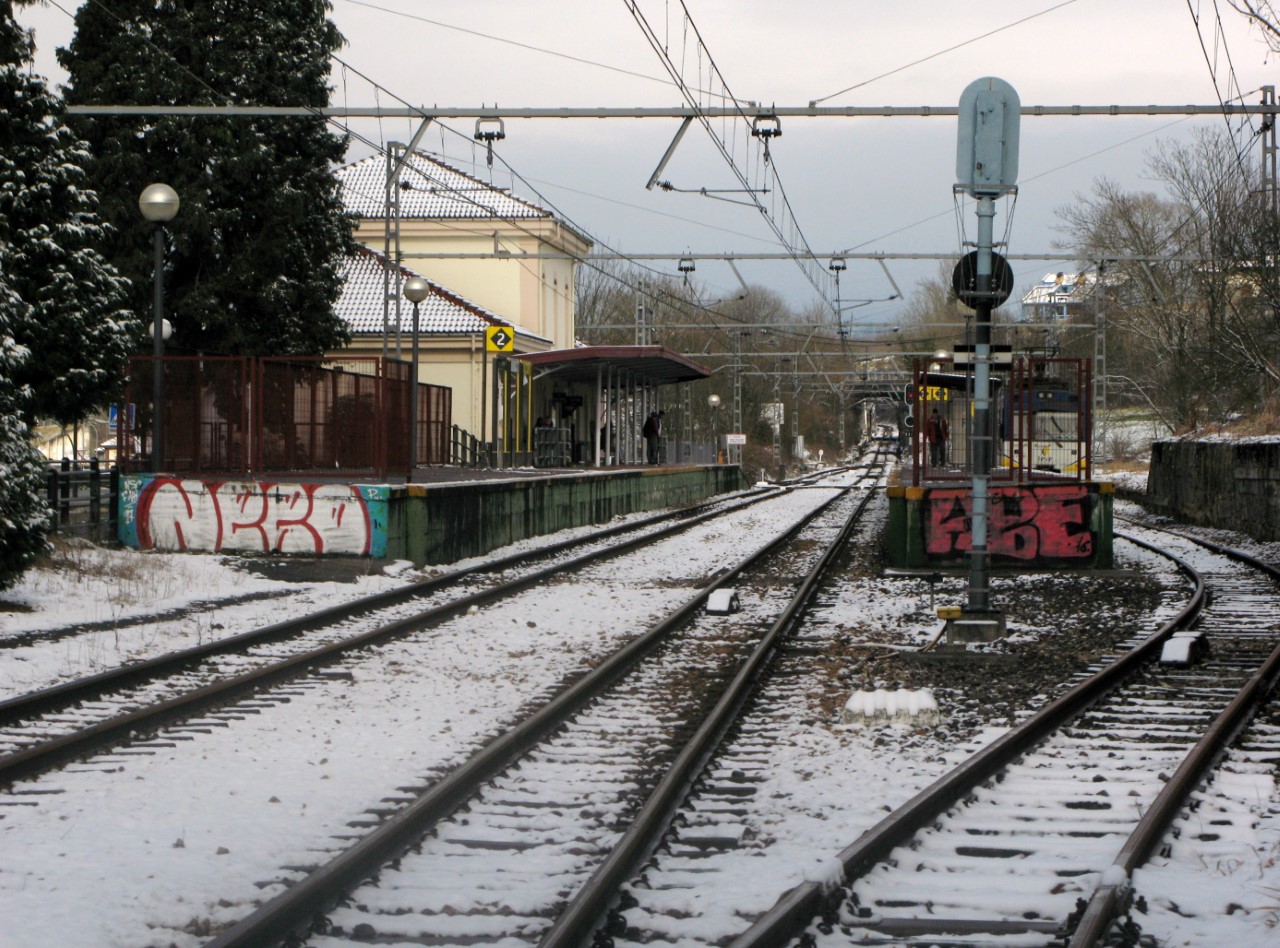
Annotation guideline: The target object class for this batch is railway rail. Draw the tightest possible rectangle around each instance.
[199,460,887,946]
[9,465,1275,946]
[729,523,1280,947]
[0,480,805,785]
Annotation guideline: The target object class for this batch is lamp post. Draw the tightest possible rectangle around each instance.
[707,393,721,464]
[139,183,179,470]
[403,276,430,482]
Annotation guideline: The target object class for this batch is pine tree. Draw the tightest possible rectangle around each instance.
[0,272,51,590]
[0,0,136,427]
[58,0,356,358]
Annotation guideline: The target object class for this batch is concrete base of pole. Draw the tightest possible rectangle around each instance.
[940,608,1007,644]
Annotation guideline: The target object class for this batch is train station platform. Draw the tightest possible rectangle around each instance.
[118,463,749,567]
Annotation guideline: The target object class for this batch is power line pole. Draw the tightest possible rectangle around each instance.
[1262,86,1277,216]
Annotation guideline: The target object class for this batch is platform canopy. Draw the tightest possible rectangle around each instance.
[515,345,711,386]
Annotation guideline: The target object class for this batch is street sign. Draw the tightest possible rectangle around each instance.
[108,404,135,428]
[907,383,949,402]
[485,325,515,353]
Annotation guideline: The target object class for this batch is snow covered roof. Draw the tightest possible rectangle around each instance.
[336,150,555,221]
[337,246,550,344]
[1021,271,1100,307]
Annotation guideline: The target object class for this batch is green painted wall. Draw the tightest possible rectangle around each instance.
[388,466,749,565]
[884,482,1114,569]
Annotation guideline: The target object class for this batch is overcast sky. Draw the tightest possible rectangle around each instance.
[16,0,1278,325]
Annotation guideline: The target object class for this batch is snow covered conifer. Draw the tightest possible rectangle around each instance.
[59,0,357,358]
[0,0,136,427]
[0,274,52,590]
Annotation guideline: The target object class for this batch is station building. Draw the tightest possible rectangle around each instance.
[332,150,590,441]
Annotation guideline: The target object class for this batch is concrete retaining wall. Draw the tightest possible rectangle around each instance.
[119,466,748,565]
[1146,439,1280,540]
[398,466,747,564]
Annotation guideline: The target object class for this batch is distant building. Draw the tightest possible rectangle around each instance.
[1020,271,1101,322]
[336,150,590,351]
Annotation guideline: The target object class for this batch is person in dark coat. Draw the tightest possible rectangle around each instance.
[642,411,661,464]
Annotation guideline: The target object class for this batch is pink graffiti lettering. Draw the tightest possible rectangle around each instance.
[226,482,272,549]
[1029,485,1094,558]
[925,485,1093,561]
[270,486,325,553]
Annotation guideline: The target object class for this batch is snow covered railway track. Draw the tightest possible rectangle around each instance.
[606,504,892,947]
[0,486,790,786]
[199,470,884,946]
[731,526,1280,947]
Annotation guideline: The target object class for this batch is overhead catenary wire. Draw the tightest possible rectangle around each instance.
[325,51,764,337]
[53,0,588,333]
[35,0,1279,340]
[1186,0,1257,181]
[325,47,742,313]
[623,0,837,312]
[809,0,1084,106]
[333,0,735,104]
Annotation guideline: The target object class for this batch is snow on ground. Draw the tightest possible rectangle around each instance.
[0,503,710,700]
[1,478,1278,946]
[0,484,853,946]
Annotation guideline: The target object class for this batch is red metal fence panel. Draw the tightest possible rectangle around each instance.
[419,382,452,465]
[255,357,391,478]
[120,356,248,476]
[121,354,450,480]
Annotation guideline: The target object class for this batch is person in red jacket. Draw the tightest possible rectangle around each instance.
[925,408,949,467]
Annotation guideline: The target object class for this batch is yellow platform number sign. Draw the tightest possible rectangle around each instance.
[486,325,515,353]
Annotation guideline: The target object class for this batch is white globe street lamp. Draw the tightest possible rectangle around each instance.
[403,276,431,482]
[139,184,179,470]
[707,393,721,464]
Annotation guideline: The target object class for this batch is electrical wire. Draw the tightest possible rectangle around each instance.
[333,0,735,103]
[810,0,1082,106]
[325,52,728,323]
[1186,0,1256,181]
[624,0,834,308]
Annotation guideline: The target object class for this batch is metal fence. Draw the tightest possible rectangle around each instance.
[451,425,487,468]
[912,356,1091,485]
[120,354,451,480]
[44,458,118,543]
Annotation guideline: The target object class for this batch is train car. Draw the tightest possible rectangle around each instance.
[1001,375,1088,475]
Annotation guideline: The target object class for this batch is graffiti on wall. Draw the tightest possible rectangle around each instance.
[119,476,389,557]
[925,484,1094,561]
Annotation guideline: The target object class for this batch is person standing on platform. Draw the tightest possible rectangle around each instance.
[926,408,949,467]
[643,411,661,464]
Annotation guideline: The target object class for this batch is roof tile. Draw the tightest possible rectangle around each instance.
[336,150,553,221]
[337,246,549,344]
